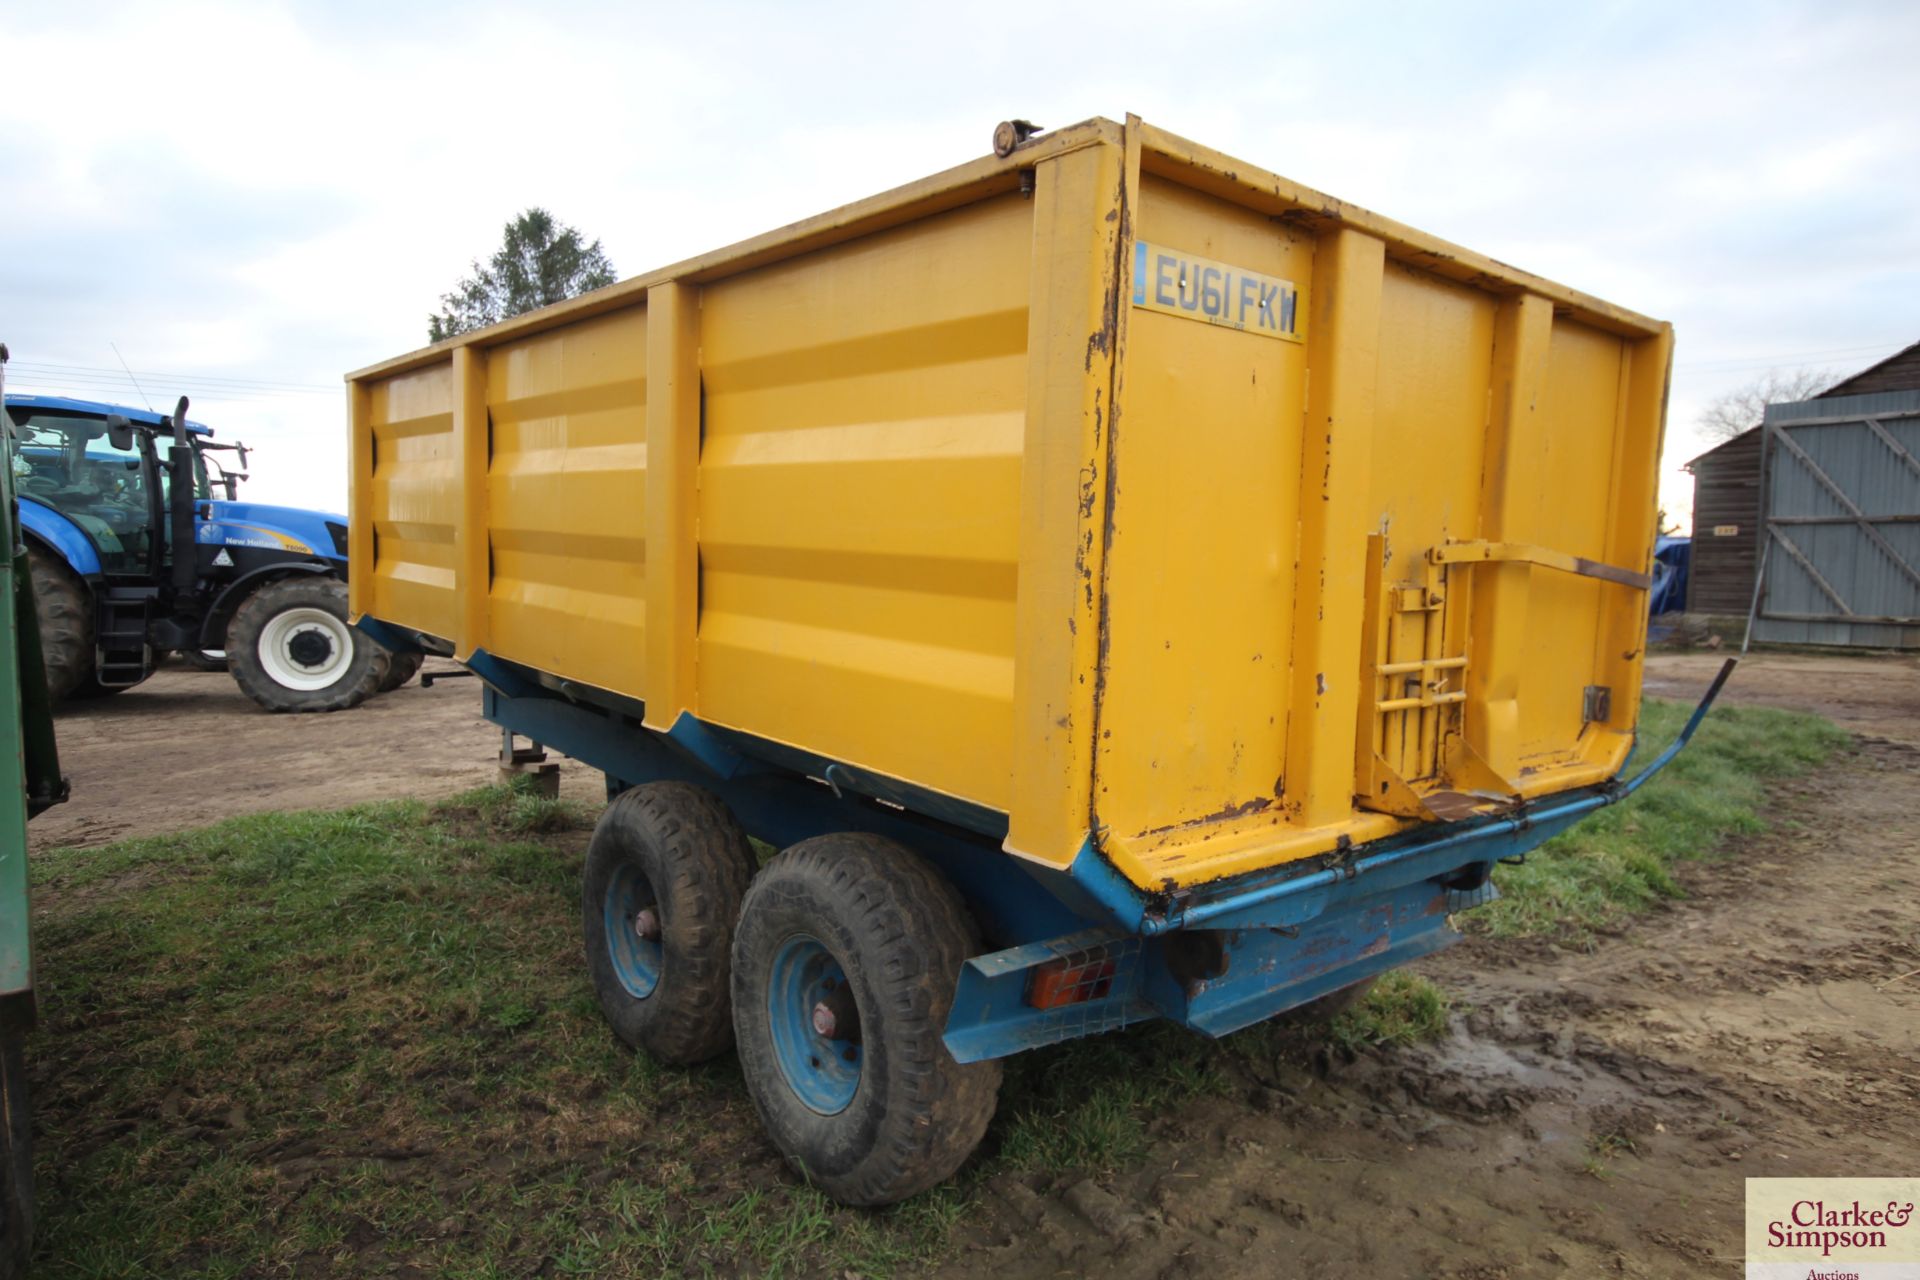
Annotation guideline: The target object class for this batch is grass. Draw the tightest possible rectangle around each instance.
[21,780,1302,1278]
[1323,971,1452,1053]
[19,695,1843,1275]
[1473,697,1848,940]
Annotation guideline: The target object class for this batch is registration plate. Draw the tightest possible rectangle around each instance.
[1131,241,1303,343]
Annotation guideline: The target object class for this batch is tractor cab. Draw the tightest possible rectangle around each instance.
[3,391,403,711]
[6,396,210,580]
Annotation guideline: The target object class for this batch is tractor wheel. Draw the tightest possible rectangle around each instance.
[378,649,424,693]
[228,577,387,713]
[731,833,1001,1207]
[582,783,759,1065]
[26,544,92,704]
[0,1030,33,1278]
[180,649,229,673]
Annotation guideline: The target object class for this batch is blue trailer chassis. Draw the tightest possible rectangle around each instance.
[455,642,1734,1064]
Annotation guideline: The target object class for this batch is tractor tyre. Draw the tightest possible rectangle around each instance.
[582,782,760,1066]
[228,576,387,713]
[26,544,92,704]
[0,1029,33,1278]
[378,649,424,692]
[731,833,1002,1207]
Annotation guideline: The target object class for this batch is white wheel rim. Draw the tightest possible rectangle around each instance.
[256,607,354,691]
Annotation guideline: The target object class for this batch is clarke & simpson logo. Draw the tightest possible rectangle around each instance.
[1747,1179,1920,1280]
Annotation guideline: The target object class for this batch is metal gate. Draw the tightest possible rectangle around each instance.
[1754,389,1920,649]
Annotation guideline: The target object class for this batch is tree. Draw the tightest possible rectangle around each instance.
[1697,368,1833,443]
[428,209,617,342]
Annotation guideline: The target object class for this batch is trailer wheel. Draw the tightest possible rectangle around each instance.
[582,782,758,1065]
[378,649,424,692]
[731,833,1001,1206]
[228,577,387,713]
[26,544,92,704]
[0,1031,32,1278]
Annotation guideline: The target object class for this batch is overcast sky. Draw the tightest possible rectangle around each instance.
[3,0,1916,525]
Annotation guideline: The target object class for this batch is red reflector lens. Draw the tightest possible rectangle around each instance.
[1025,955,1117,1010]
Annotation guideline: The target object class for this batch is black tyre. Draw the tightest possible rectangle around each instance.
[378,649,424,693]
[582,782,759,1065]
[180,648,229,673]
[731,833,1002,1207]
[26,544,92,704]
[0,1031,33,1278]
[227,577,387,713]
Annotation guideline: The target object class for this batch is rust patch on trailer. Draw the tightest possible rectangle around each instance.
[1086,139,1138,838]
[1085,280,1118,372]
[1140,794,1275,839]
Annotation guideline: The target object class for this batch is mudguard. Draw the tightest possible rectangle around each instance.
[201,561,333,648]
[17,502,101,578]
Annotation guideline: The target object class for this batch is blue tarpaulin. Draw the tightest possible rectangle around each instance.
[1649,535,1691,617]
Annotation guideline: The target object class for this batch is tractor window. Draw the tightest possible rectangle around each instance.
[157,444,212,502]
[7,411,154,574]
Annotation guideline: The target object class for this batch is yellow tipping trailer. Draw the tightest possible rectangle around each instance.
[348,115,1723,1205]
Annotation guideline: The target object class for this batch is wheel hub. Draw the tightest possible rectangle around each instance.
[768,936,863,1115]
[255,604,354,692]
[602,864,662,1000]
[811,982,860,1043]
[287,628,334,668]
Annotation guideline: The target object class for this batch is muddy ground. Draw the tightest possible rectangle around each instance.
[30,658,602,850]
[1643,648,1920,746]
[38,649,1919,849]
[30,648,1920,1278]
[941,651,1920,1279]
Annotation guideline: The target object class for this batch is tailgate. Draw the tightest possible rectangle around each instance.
[1092,144,1670,892]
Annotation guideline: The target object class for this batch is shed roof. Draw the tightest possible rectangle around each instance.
[1685,337,1920,469]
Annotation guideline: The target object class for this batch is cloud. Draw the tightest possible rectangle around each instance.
[1,0,1916,524]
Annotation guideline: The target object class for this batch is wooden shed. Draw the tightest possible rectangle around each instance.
[1684,429,1764,615]
[1685,339,1920,618]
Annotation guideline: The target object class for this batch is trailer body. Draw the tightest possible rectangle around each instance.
[349,116,1673,1084]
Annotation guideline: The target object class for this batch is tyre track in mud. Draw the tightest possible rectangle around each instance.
[943,739,1919,1280]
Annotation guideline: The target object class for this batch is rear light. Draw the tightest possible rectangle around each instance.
[1025,951,1117,1010]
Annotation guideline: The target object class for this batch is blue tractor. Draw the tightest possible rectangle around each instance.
[2,392,418,711]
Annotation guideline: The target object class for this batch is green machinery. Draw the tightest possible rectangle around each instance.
[0,343,72,1275]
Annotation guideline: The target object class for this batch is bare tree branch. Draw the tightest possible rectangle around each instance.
[1697,367,1835,442]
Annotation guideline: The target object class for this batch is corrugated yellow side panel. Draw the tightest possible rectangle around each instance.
[1518,320,1629,771]
[1095,141,1667,891]
[1366,261,1497,783]
[696,195,1032,810]
[1094,175,1312,843]
[484,307,649,698]
[363,364,456,638]
[344,117,1673,896]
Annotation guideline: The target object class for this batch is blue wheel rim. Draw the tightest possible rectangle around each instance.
[767,935,862,1116]
[602,863,661,999]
